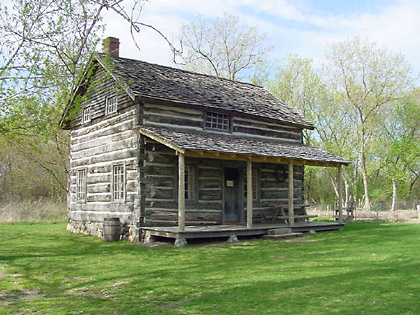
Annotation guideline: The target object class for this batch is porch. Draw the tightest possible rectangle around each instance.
[139,127,351,246]
[142,221,344,246]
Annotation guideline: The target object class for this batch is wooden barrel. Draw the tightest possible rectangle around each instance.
[103,217,121,242]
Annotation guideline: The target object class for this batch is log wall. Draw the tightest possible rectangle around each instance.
[248,163,304,223]
[141,138,224,226]
[140,138,305,226]
[142,103,303,143]
[68,67,140,239]
[70,67,133,129]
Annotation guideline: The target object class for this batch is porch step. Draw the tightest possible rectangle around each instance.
[262,232,303,240]
[267,228,292,235]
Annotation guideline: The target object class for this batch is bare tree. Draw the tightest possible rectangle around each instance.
[180,13,270,81]
[0,0,178,195]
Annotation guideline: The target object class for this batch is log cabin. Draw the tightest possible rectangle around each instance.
[61,37,350,245]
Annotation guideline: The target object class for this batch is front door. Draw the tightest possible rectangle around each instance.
[224,168,241,222]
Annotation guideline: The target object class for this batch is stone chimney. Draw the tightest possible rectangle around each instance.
[102,37,120,57]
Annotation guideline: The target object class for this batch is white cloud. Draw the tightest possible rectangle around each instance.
[100,0,420,73]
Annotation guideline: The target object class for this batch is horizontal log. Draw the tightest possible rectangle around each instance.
[233,116,301,132]
[87,194,112,202]
[199,169,222,178]
[233,125,301,142]
[144,102,202,115]
[71,137,137,161]
[143,109,202,121]
[261,190,303,200]
[72,129,136,153]
[87,183,110,193]
[143,113,203,128]
[71,150,136,168]
[144,200,222,210]
[260,181,288,189]
[146,152,176,164]
[142,176,174,187]
[199,192,222,201]
[145,186,175,199]
[68,210,133,224]
[69,202,134,212]
[199,180,222,189]
[71,110,137,142]
[87,174,111,184]
[144,165,175,176]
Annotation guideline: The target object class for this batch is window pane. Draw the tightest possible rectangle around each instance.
[77,169,86,200]
[82,107,90,123]
[184,166,195,200]
[205,112,230,131]
[113,165,124,200]
[245,169,258,200]
[106,95,118,115]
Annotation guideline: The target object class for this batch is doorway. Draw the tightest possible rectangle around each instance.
[224,168,241,223]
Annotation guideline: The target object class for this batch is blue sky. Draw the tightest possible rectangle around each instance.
[104,0,420,74]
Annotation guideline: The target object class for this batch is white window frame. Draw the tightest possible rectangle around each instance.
[76,168,87,202]
[106,95,118,115]
[185,165,196,200]
[82,107,91,124]
[112,163,126,202]
[204,111,230,131]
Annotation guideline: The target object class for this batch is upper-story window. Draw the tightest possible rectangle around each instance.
[82,107,91,124]
[204,111,230,131]
[106,95,118,115]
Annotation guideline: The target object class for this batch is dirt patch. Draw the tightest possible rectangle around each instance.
[0,289,44,306]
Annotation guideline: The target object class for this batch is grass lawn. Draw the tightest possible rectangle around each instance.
[0,222,419,314]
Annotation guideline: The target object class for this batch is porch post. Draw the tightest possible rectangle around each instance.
[338,164,343,224]
[178,152,185,231]
[247,158,253,229]
[288,163,295,226]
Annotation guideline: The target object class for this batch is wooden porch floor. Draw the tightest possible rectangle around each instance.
[142,221,344,244]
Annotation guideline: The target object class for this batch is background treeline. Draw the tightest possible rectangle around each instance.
[0,2,418,219]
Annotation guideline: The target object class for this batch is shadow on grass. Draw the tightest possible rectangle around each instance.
[1,221,419,313]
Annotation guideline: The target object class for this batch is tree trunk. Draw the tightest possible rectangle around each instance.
[330,175,339,199]
[391,178,397,211]
[345,179,350,208]
[360,126,371,211]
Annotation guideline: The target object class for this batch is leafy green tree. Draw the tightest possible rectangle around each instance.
[267,54,357,203]
[324,37,413,211]
[376,91,420,209]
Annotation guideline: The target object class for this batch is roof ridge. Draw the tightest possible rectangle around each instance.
[97,53,265,89]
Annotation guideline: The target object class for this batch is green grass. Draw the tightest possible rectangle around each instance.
[1,222,419,314]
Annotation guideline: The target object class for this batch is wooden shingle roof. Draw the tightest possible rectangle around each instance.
[140,126,351,166]
[97,54,314,129]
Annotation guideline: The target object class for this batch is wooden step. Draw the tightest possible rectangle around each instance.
[267,228,292,235]
[262,232,303,240]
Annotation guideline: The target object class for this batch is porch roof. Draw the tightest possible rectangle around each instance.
[139,126,351,167]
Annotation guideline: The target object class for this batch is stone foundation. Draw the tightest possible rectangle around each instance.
[67,218,140,242]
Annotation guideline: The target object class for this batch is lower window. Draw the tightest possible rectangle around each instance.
[76,169,87,201]
[244,169,258,200]
[113,164,125,201]
[185,165,196,200]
